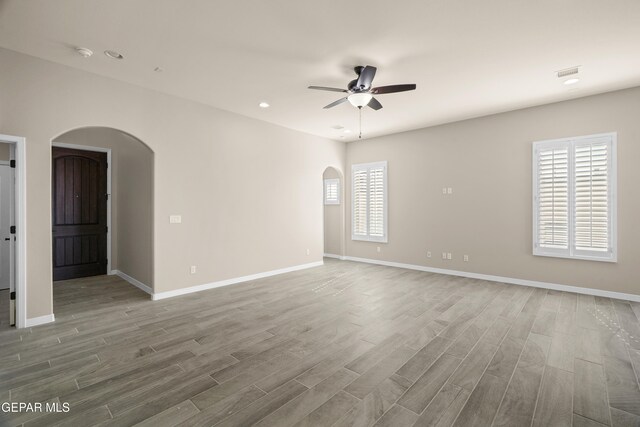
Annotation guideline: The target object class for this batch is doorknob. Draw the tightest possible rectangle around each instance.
[4,238,9,241]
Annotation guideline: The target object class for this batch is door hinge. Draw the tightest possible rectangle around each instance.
[10,225,15,234]
[105,226,108,233]
[10,291,15,300]
[9,160,16,168]
[105,193,109,200]
[105,258,108,265]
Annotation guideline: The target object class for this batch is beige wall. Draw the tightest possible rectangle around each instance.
[346,86,640,296]
[0,143,10,161]
[0,48,345,319]
[323,167,343,256]
[54,127,154,286]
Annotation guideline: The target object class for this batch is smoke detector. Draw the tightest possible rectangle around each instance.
[75,47,93,58]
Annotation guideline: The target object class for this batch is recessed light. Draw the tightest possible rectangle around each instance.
[259,102,270,108]
[104,50,124,60]
[75,47,93,58]
[563,78,580,85]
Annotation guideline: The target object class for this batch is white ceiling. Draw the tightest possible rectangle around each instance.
[1,0,640,142]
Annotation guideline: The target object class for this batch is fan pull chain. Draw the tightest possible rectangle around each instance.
[358,106,362,139]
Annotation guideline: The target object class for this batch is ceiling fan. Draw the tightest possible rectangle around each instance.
[308,65,416,110]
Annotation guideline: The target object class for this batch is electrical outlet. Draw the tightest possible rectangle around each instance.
[447,187,453,194]
[427,251,431,258]
[306,248,310,255]
[442,252,447,260]
[464,255,469,262]
[447,253,452,260]
[190,265,196,274]
[377,246,381,253]
[169,215,182,224]
[442,187,447,194]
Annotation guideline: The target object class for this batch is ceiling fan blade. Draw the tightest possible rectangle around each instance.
[368,97,383,110]
[323,97,348,109]
[308,86,347,93]
[371,84,417,94]
[356,66,377,90]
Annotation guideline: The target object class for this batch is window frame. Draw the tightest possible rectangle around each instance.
[532,132,617,262]
[351,161,388,243]
[324,178,340,205]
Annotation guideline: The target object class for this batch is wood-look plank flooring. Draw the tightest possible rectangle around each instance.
[1,259,640,426]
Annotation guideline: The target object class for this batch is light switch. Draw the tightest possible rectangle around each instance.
[169,215,182,224]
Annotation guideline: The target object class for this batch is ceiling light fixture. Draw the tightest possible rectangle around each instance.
[104,50,124,60]
[75,47,93,58]
[259,102,270,108]
[343,129,351,134]
[347,93,373,108]
[563,78,580,85]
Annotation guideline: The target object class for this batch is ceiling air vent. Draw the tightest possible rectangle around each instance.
[557,67,580,78]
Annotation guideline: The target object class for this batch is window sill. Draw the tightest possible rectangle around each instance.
[533,250,617,263]
[352,235,388,243]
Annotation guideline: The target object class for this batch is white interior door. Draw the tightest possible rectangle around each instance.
[0,164,13,290]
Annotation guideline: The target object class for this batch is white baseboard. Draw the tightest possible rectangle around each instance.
[342,256,640,303]
[323,253,346,260]
[25,314,55,327]
[152,261,324,301]
[112,270,153,295]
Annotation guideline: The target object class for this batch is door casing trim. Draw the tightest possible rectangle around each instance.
[0,134,26,328]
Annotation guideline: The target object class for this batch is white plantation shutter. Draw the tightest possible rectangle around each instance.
[352,161,387,242]
[353,169,368,237]
[324,178,340,205]
[533,134,616,262]
[574,140,610,254]
[537,146,569,251]
[369,166,385,238]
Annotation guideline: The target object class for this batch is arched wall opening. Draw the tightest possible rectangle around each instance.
[52,127,154,291]
[323,167,345,258]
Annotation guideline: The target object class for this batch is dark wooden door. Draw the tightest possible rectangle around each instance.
[52,147,108,281]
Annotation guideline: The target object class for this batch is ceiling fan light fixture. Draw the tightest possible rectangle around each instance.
[348,93,373,108]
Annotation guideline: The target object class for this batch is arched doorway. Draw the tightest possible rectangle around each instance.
[323,167,345,259]
[51,127,154,312]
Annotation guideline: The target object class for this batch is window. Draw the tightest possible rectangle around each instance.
[533,133,616,262]
[352,161,387,242]
[324,178,340,205]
